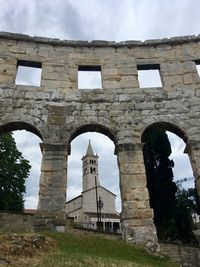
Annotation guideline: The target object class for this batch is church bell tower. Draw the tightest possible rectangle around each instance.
[82,140,99,192]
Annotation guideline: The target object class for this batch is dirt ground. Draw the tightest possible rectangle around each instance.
[0,233,55,266]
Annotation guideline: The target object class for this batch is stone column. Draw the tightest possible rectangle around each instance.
[115,143,158,252]
[38,143,68,212]
[185,141,200,197]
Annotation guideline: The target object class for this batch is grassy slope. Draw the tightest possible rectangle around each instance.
[36,232,178,267]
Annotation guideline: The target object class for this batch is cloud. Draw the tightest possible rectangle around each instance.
[13,130,41,208]
[1,0,200,41]
[167,132,194,188]
[0,0,31,33]
[24,195,38,209]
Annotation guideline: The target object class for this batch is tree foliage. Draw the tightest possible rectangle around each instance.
[142,128,177,240]
[0,133,31,211]
[142,127,198,243]
[174,186,197,243]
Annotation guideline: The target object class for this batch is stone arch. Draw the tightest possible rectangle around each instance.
[68,123,118,153]
[0,121,43,140]
[141,120,188,143]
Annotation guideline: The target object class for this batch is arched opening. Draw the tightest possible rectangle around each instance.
[0,122,42,212]
[69,124,117,146]
[141,122,199,244]
[0,122,43,140]
[67,126,121,233]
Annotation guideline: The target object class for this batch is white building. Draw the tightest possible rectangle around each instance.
[66,140,120,232]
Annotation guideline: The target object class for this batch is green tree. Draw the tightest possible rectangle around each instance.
[174,186,197,244]
[187,187,200,215]
[142,128,177,240]
[0,132,31,211]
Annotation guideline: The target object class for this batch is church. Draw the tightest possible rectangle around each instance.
[66,140,120,232]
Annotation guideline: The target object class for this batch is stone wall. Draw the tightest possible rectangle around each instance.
[0,212,34,232]
[160,242,200,267]
[1,32,200,250]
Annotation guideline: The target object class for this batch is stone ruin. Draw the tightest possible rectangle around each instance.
[0,32,200,252]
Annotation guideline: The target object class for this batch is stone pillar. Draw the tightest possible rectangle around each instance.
[185,141,200,197]
[38,143,68,212]
[115,143,159,252]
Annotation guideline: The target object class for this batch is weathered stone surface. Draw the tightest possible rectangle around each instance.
[160,242,200,267]
[0,213,34,232]
[1,32,200,251]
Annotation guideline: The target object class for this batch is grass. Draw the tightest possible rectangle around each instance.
[34,232,178,267]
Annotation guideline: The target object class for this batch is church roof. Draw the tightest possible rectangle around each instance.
[66,194,82,204]
[86,140,94,156]
[82,185,116,196]
[66,185,116,205]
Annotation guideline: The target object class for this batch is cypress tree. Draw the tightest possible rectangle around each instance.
[142,128,177,240]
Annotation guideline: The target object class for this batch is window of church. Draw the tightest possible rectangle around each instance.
[137,64,162,88]
[15,60,42,86]
[90,167,96,173]
[78,65,102,89]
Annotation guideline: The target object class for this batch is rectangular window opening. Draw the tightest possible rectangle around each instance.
[195,60,200,77]
[78,65,102,89]
[15,60,42,87]
[137,64,162,88]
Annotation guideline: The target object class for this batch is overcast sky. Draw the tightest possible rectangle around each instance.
[0,0,198,210]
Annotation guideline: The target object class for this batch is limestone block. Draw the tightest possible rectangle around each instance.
[118,94,131,102]
[122,208,153,220]
[55,46,75,53]
[135,102,155,110]
[120,76,139,88]
[183,74,193,84]
[42,79,71,89]
[41,159,66,171]
[102,68,118,76]
[119,163,145,175]
[156,44,172,51]
[122,218,154,227]
[123,200,150,209]
[163,75,183,87]
[192,73,200,84]
[10,45,25,54]
[127,188,150,201]
[0,74,14,84]
[42,71,68,81]
[38,197,66,211]
[25,91,51,100]
[103,80,121,89]
[119,66,138,76]
[26,47,38,55]
[120,174,147,189]
[38,48,49,57]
